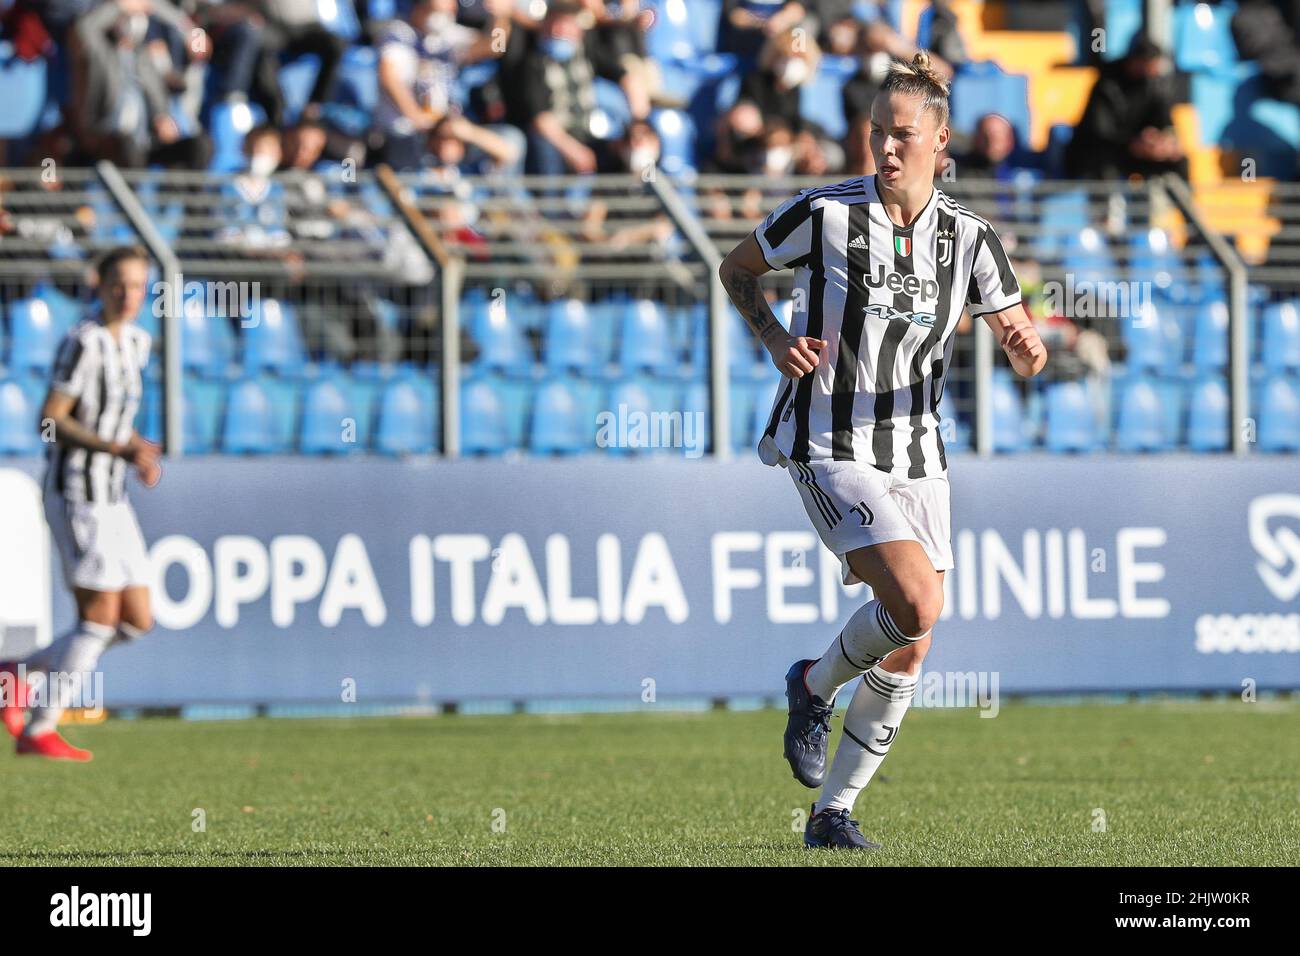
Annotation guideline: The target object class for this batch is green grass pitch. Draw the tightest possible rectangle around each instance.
[1,700,1297,866]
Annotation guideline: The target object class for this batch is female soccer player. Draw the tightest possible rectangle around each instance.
[719,53,1047,849]
[0,245,161,761]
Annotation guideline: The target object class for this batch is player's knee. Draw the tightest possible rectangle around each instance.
[890,589,942,639]
[119,614,153,638]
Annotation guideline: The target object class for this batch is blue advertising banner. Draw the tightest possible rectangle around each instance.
[2,455,1298,705]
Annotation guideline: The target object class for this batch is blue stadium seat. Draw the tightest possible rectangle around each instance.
[652,108,696,176]
[6,299,62,374]
[336,45,378,117]
[1102,0,1143,62]
[937,389,969,451]
[593,76,632,139]
[605,377,667,456]
[243,299,307,376]
[318,0,362,41]
[678,380,746,456]
[1260,300,1300,373]
[375,378,434,454]
[0,52,46,139]
[1044,381,1096,452]
[1187,376,1229,451]
[277,56,320,126]
[1128,228,1178,300]
[686,0,723,54]
[645,0,696,61]
[800,56,855,140]
[949,62,1031,149]
[182,375,225,452]
[467,294,531,375]
[1115,377,1167,451]
[208,99,268,173]
[299,379,357,454]
[461,377,509,456]
[531,378,589,455]
[0,380,39,454]
[543,298,600,374]
[992,373,1028,452]
[1258,376,1300,452]
[1032,189,1089,261]
[619,299,675,374]
[1173,0,1239,73]
[1122,303,1166,372]
[222,379,279,453]
[751,379,780,448]
[181,297,228,378]
[1192,301,1229,371]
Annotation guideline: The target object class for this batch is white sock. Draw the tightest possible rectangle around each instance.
[814,666,919,814]
[23,629,77,673]
[805,599,926,703]
[25,621,115,737]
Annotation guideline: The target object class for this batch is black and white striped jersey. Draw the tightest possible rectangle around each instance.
[755,175,1021,478]
[43,316,150,504]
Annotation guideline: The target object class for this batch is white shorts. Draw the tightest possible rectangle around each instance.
[784,459,955,584]
[44,495,151,593]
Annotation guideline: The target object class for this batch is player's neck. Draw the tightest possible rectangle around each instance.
[875,175,935,228]
[99,314,127,340]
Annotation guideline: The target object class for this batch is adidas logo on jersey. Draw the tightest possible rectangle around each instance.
[865,266,939,300]
[848,234,868,249]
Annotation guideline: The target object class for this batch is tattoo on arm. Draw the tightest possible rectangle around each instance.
[719,260,785,347]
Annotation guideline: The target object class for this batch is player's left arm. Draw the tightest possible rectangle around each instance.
[981,304,1047,378]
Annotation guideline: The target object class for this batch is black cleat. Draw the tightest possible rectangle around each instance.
[804,805,881,850]
[783,658,834,788]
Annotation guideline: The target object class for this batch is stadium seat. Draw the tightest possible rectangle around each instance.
[531,378,589,455]
[0,51,46,139]
[992,373,1028,452]
[1044,381,1096,452]
[0,380,39,454]
[461,377,510,456]
[208,99,268,173]
[1101,0,1143,62]
[800,56,856,140]
[949,62,1031,149]
[6,299,62,374]
[299,379,357,454]
[317,0,361,41]
[1187,376,1229,451]
[1173,0,1239,74]
[243,299,307,376]
[1258,376,1300,452]
[604,378,669,456]
[652,108,696,176]
[937,389,969,452]
[1115,377,1168,451]
[374,379,435,455]
[1122,303,1166,372]
[1192,301,1229,371]
[222,379,280,454]
[1260,301,1300,373]
[277,56,320,126]
[180,296,232,378]
[618,299,675,375]
[467,294,531,375]
[645,0,695,62]
[543,298,600,374]
[593,76,633,139]
[678,380,747,456]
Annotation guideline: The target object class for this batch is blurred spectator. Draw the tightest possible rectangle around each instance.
[793,123,842,175]
[842,113,876,176]
[498,0,633,175]
[717,0,806,63]
[953,113,1020,181]
[374,0,514,170]
[1231,0,1300,106]
[807,0,865,57]
[582,0,659,113]
[204,1,346,125]
[709,100,766,173]
[738,27,821,131]
[1064,32,1186,181]
[68,0,211,169]
[581,120,674,251]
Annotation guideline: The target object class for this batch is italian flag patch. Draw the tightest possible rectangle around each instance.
[894,236,912,257]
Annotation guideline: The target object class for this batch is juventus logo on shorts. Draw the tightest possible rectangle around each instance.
[850,501,875,526]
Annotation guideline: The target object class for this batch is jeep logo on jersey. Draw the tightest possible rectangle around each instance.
[865,266,939,300]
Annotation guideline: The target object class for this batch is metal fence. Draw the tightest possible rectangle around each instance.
[2,165,1290,460]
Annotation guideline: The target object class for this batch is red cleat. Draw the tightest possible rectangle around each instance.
[0,662,26,738]
[16,730,92,762]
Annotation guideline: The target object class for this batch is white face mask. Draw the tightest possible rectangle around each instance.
[765,146,793,172]
[425,12,454,34]
[249,153,278,178]
[779,57,810,88]
[628,145,659,173]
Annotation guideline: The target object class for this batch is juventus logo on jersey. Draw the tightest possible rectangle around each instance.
[893,236,912,257]
[937,233,954,267]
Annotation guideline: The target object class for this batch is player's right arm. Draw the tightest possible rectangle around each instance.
[719,223,827,379]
